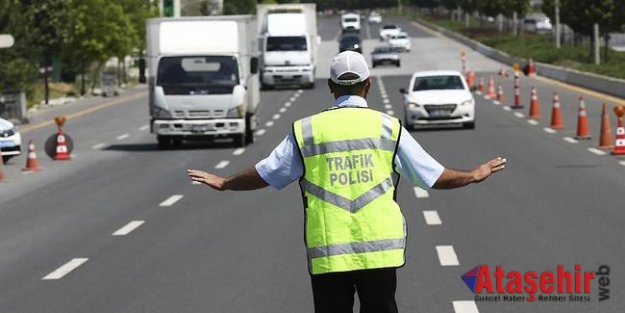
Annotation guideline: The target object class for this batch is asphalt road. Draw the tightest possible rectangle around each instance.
[1,14,624,313]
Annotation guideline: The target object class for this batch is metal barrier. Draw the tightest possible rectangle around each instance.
[0,91,26,122]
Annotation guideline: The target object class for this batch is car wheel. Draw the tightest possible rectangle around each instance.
[464,121,476,129]
[2,155,13,163]
[372,63,377,68]
[396,61,401,67]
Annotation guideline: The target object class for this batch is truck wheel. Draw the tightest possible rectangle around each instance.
[234,133,246,147]
[245,116,255,145]
[157,136,172,150]
[172,137,183,148]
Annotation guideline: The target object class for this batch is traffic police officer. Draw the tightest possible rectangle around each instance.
[188,51,506,313]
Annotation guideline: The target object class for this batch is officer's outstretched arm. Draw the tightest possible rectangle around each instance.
[187,167,269,191]
[432,157,506,190]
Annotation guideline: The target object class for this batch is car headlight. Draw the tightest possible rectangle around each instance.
[407,103,420,108]
[227,104,245,118]
[460,99,474,106]
[153,106,172,119]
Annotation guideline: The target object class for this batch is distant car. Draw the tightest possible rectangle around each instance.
[339,35,362,54]
[379,24,401,41]
[0,117,22,162]
[341,13,361,33]
[388,32,410,52]
[400,70,475,129]
[523,15,553,33]
[368,12,382,24]
[371,46,400,68]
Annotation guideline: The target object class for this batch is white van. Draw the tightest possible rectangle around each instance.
[341,13,361,33]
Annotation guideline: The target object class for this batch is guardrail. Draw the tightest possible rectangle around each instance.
[416,18,625,100]
[0,91,26,123]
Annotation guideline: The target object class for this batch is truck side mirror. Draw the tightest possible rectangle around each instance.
[138,58,147,84]
[399,88,407,94]
[250,57,259,74]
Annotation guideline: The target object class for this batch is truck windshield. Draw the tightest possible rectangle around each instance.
[266,36,307,52]
[157,56,239,95]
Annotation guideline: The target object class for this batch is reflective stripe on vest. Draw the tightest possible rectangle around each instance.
[293,107,406,275]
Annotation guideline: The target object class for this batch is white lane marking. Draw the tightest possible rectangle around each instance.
[436,245,460,266]
[386,110,395,116]
[453,300,479,313]
[290,96,296,102]
[284,102,292,107]
[423,210,442,225]
[383,98,390,104]
[42,258,88,280]
[297,89,303,94]
[279,107,286,113]
[514,112,524,118]
[528,120,538,125]
[503,106,512,111]
[139,125,149,131]
[159,195,183,207]
[384,104,392,109]
[619,161,625,166]
[543,127,556,134]
[233,148,245,155]
[588,148,607,156]
[256,129,266,136]
[265,121,274,127]
[112,220,145,236]
[273,114,281,120]
[563,137,578,143]
[493,100,501,105]
[116,133,129,140]
[192,181,202,185]
[92,143,108,150]
[413,187,429,198]
[215,160,230,169]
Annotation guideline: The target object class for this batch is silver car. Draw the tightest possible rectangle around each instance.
[371,46,400,68]
[0,117,22,162]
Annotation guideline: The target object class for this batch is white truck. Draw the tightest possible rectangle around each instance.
[340,12,361,33]
[145,16,260,148]
[257,3,319,89]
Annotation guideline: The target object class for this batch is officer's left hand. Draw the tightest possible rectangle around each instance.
[187,169,226,191]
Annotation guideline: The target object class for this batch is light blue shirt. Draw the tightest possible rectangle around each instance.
[255,95,445,190]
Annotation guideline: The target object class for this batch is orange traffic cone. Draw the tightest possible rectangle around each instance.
[466,70,475,89]
[496,84,504,103]
[550,93,564,129]
[598,103,614,149]
[528,86,540,119]
[486,76,496,99]
[612,105,625,155]
[527,58,536,76]
[575,96,591,140]
[477,77,484,94]
[498,66,509,79]
[0,153,6,182]
[54,130,71,160]
[22,140,42,172]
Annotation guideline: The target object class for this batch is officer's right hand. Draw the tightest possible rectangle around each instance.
[187,169,226,191]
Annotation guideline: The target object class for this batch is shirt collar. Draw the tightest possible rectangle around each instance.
[333,95,368,108]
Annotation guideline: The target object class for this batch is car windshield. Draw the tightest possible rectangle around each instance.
[341,36,360,45]
[373,47,392,53]
[266,36,307,51]
[157,56,239,94]
[412,75,464,91]
[344,17,358,22]
[383,25,397,29]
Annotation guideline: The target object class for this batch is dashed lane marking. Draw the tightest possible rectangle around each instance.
[139,125,149,131]
[386,110,395,116]
[192,181,202,185]
[563,137,578,143]
[273,114,281,120]
[279,107,286,113]
[116,133,129,140]
[233,148,245,156]
[265,121,274,127]
[423,210,442,225]
[436,245,460,266]
[383,98,390,104]
[112,221,145,236]
[289,97,296,102]
[159,195,183,207]
[588,148,607,156]
[493,100,501,105]
[619,161,625,166]
[528,120,538,125]
[502,106,511,111]
[413,187,429,198]
[42,258,88,280]
[215,160,230,169]
[92,143,108,150]
[285,102,292,107]
[514,112,524,118]
[384,104,392,109]
[256,129,266,136]
[543,127,556,134]
[453,300,480,313]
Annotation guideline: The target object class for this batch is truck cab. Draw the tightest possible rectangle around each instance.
[341,13,361,33]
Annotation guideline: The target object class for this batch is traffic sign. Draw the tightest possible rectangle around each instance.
[0,34,15,49]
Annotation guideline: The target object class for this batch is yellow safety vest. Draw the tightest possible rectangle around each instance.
[293,107,406,275]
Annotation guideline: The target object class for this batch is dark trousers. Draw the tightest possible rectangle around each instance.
[310,268,399,313]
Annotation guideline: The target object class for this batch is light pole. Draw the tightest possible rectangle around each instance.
[555,0,561,48]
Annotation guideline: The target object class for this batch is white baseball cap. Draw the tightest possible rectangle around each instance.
[330,51,370,86]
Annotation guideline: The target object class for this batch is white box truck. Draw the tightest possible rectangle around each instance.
[146,16,260,148]
[257,3,319,89]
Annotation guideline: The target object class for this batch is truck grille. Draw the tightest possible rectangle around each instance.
[172,110,226,119]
